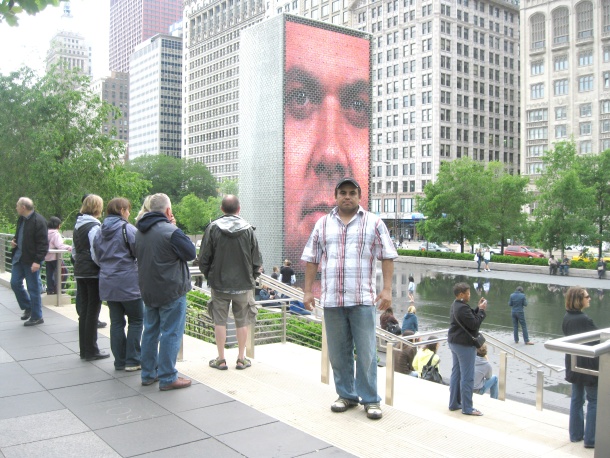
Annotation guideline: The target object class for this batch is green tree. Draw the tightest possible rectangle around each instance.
[126,155,217,204]
[577,148,610,257]
[219,178,238,196]
[173,194,222,235]
[487,162,529,254]
[0,67,150,226]
[416,158,493,252]
[0,0,60,26]
[532,141,593,256]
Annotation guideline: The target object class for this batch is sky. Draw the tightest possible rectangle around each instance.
[0,0,110,79]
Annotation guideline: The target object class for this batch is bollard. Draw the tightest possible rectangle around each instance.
[385,342,394,406]
[535,369,544,411]
[321,317,330,384]
[498,351,507,401]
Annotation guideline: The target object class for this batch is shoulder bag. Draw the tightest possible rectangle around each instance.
[453,308,486,348]
[421,352,443,384]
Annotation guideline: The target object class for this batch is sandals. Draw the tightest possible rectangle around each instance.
[209,357,228,370]
[236,358,251,370]
[463,409,484,416]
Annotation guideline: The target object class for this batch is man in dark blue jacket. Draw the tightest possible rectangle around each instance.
[135,193,196,391]
[509,286,533,345]
[10,197,48,326]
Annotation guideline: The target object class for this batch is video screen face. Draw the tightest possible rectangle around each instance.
[283,20,371,265]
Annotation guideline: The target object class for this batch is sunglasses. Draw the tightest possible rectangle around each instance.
[584,295,591,299]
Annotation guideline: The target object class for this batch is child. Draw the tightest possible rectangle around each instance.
[408,275,415,302]
[45,217,72,295]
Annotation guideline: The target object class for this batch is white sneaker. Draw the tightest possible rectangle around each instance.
[125,365,141,372]
[331,397,359,412]
[365,403,382,420]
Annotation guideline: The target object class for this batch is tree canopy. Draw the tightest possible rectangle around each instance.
[0,66,150,226]
[126,155,218,205]
[0,0,60,26]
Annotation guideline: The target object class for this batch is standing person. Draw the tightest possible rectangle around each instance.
[401,305,419,333]
[473,344,498,399]
[93,198,144,372]
[270,266,280,280]
[135,193,196,390]
[198,195,262,371]
[475,248,483,272]
[280,259,295,285]
[509,286,533,345]
[407,275,415,302]
[596,258,606,279]
[302,178,398,420]
[448,282,488,416]
[10,197,48,326]
[45,217,72,296]
[73,194,107,360]
[483,248,491,272]
[563,286,598,450]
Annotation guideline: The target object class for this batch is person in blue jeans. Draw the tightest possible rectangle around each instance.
[302,178,398,420]
[448,282,488,416]
[93,198,144,372]
[10,197,48,326]
[135,194,196,391]
[508,286,533,345]
[473,344,498,399]
[563,287,598,450]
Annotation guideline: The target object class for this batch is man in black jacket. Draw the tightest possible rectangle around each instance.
[199,195,262,371]
[10,197,48,326]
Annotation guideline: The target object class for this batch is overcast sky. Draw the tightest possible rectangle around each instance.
[0,0,110,79]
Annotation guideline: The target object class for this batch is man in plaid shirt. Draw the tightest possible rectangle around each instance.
[302,178,398,420]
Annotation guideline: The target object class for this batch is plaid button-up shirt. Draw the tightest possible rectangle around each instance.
[301,206,398,308]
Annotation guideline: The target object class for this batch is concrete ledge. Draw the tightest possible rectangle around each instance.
[396,255,599,279]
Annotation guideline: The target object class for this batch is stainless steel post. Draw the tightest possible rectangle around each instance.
[595,332,610,458]
[55,252,62,307]
[385,342,394,406]
[246,321,255,359]
[321,316,330,384]
[498,351,507,401]
[281,302,287,344]
[535,369,544,411]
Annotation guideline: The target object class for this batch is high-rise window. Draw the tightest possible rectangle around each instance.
[578,75,593,92]
[530,13,545,49]
[576,1,593,39]
[554,79,569,95]
[552,7,569,44]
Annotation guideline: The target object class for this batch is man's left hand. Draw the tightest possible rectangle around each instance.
[31,263,40,273]
[375,288,392,311]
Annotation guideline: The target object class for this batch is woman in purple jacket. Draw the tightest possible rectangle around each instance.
[93,198,144,372]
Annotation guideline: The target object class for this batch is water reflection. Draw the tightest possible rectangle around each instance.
[382,265,608,340]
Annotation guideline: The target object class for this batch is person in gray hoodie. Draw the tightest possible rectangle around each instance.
[73,195,108,360]
[199,195,262,371]
[93,198,143,372]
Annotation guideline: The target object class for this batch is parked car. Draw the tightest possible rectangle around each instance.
[572,252,610,262]
[474,244,496,255]
[504,245,545,258]
[419,242,454,253]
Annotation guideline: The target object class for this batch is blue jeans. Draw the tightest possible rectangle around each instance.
[141,296,187,387]
[324,305,380,405]
[108,299,144,369]
[512,311,530,343]
[448,342,477,414]
[478,375,499,399]
[46,260,58,295]
[570,382,597,447]
[10,261,43,320]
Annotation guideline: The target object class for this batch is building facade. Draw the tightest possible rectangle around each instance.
[183,0,266,181]
[521,0,610,177]
[91,72,130,155]
[109,0,183,73]
[46,30,92,75]
[129,34,183,159]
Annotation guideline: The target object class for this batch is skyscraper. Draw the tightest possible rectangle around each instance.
[109,0,183,72]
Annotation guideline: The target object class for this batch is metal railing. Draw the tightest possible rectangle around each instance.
[545,328,610,457]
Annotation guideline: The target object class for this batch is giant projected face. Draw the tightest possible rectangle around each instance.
[283,21,370,262]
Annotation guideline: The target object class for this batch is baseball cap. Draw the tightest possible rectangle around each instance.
[335,177,361,190]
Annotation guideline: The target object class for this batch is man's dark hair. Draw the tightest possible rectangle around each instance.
[453,282,470,297]
[516,286,524,293]
[221,195,240,214]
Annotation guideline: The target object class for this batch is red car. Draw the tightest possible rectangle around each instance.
[504,245,545,258]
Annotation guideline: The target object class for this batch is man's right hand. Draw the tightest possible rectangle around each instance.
[11,239,16,248]
[303,292,315,311]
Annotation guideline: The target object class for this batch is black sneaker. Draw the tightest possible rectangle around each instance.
[24,318,44,327]
[21,310,31,321]
[97,320,107,329]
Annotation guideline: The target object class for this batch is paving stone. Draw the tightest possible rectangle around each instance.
[144,382,231,413]
[70,394,171,430]
[216,421,331,458]
[3,343,73,361]
[19,354,83,375]
[0,347,12,363]
[136,438,243,457]
[50,379,139,408]
[0,391,65,420]
[95,414,208,457]
[33,364,113,390]
[177,401,276,436]
[0,362,44,397]
[0,409,88,447]
[299,446,357,457]
[1,432,120,458]
[46,330,79,343]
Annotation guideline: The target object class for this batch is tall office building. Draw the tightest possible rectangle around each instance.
[91,72,130,157]
[46,30,92,75]
[183,0,266,181]
[109,0,183,72]
[129,34,183,159]
[521,0,610,177]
